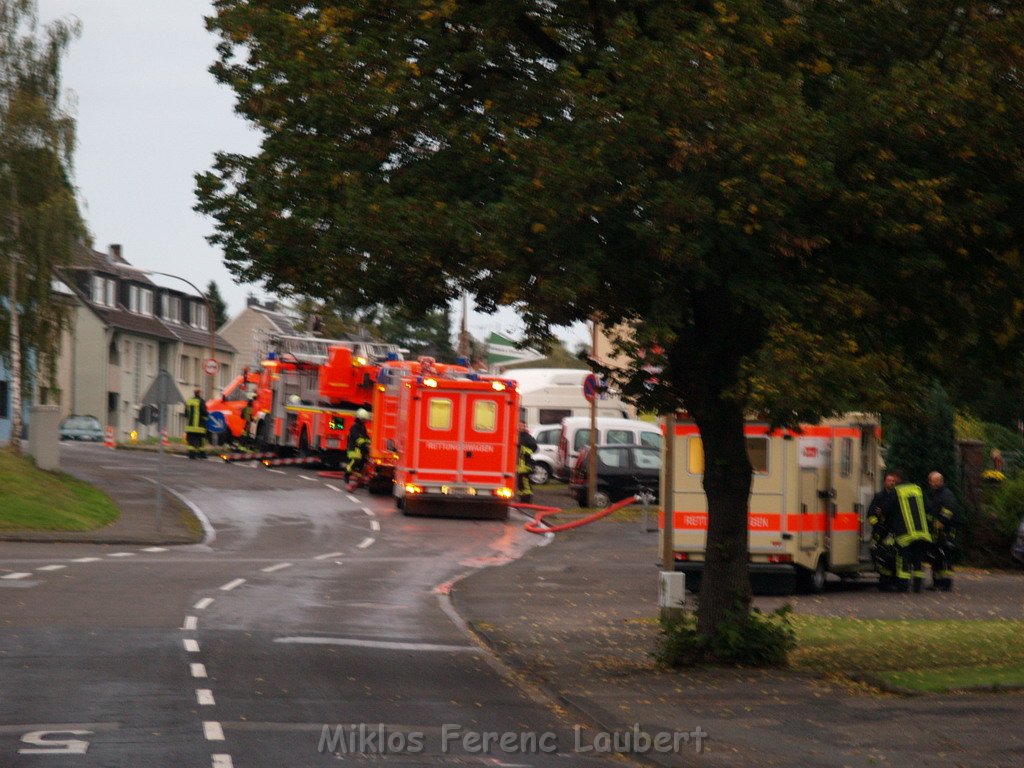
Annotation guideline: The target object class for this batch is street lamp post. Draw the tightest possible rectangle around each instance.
[124,268,217,399]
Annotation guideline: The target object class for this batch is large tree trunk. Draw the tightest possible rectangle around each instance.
[692,396,753,636]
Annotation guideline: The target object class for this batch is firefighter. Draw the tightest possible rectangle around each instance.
[517,428,538,505]
[345,408,371,489]
[184,387,209,460]
[867,472,898,591]
[239,392,256,449]
[926,471,961,591]
[881,470,933,592]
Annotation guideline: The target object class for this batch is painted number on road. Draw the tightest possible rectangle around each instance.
[19,730,92,755]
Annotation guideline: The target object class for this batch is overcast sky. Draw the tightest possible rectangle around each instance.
[36,0,588,348]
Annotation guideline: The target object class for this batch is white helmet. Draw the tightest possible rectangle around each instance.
[356,408,370,421]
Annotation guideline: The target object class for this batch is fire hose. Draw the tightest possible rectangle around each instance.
[518,495,642,534]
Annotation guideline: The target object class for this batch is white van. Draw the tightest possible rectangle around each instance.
[555,416,663,481]
[508,368,633,427]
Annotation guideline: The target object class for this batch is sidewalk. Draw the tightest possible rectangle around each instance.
[0,445,202,545]
[452,514,1024,768]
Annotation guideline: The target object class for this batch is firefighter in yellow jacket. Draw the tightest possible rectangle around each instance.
[881,470,933,592]
[345,409,371,489]
[184,388,209,460]
[517,428,538,504]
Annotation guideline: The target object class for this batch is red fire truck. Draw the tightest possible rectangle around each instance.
[392,369,520,520]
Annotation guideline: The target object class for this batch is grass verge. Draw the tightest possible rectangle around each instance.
[0,448,119,531]
[790,614,1024,693]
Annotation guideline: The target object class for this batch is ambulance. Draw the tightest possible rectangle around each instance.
[664,413,883,594]
[393,369,520,520]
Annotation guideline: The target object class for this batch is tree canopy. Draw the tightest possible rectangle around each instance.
[197,0,1024,642]
[1,0,83,444]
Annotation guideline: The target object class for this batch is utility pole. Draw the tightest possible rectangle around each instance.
[457,292,470,359]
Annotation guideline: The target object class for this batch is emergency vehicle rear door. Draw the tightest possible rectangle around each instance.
[458,392,512,487]
[414,390,464,484]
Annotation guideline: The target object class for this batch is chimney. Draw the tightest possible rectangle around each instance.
[108,244,123,262]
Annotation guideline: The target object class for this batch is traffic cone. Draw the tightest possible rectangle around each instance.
[161,429,170,448]
[104,426,115,449]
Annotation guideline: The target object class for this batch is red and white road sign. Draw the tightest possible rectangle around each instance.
[203,358,220,376]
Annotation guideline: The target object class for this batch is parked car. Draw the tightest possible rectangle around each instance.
[555,416,663,480]
[569,444,661,508]
[528,424,562,485]
[59,414,104,442]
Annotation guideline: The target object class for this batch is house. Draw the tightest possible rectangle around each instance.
[217,296,300,375]
[56,243,235,441]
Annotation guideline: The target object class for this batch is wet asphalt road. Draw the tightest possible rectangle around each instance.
[0,443,618,767]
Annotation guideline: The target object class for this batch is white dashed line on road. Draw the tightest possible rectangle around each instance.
[370,520,380,532]
[314,552,344,561]
[197,689,216,706]
[36,565,67,571]
[108,552,136,558]
[347,494,359,503]
[194,597,214,610]
[71,557,101,563]
[261,562,293,573]
[203,721,225,741]
[212,754,233,768]
[219,578,246,592]
[184,639,201,653]
[362,507,375,516]
[299,474,318,481]
[183,616,198,630]
[357,537,375,550]
[325,484,341,492]
[267,469,286,475]
[191,663,208,678]
[143,547,168,553]
[1,573,31,580]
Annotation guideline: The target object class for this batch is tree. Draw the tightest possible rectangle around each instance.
[0,1,82,449]
[205,280,229,329]
[884,383,960,494]
[197,2,1024,646]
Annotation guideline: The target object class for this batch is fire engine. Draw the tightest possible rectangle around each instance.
[663,413,883,595]
[206,368,266,444]
[392,366,520,520]
[365,357,470,494]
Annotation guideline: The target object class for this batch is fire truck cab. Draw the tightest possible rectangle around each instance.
[393,368,520,520]
[664,413,883,595]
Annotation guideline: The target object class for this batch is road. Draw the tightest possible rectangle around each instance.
[0,443,616,767]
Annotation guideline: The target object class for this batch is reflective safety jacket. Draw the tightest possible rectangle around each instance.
[884,483,933,547]
[927,485,961,534]
[185,397,208,434]
[347,419,370,457]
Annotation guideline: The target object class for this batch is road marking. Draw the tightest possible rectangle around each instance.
[2,573,31,580]
[71,557,101,563]
[267,469,286,475]
[203,721,225,741]
[314,552,344,561]
[299,474,317,481]
[325,484,341,492]
[37,565,67,572]
[183,639,201,653]
[357,537,375,549]
[370,520,380,532]
[197,689,216,706]
[347,494,359,503]
[194,597,214,610]
[362,507,374,516]
[275,636,481,653]
[191,663,208,678]
[219,578,246,591]
[261,563,293,573]
[212,754,233,768]
[183,616,198,630]
[143,547,168,553]
[108,552,136,558]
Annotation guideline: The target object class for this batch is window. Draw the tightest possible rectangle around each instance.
[0,381,8,418]
[473,401,497,432]
[606,429,631,445]
[538,408,572,425]
[596,447,625,468]
[536,428,559,445]
[178,355,188,383]
[574,428,596,452]
[428,398,452,431]
[746,437,769,474]
[840,437,853,478]
[129,286,154,316]
[191,302,209,330]
[640,431,663,449]
[91,275,116,307]
[633,448,661,470]
[163,294,182,324]
[688,437,704,474]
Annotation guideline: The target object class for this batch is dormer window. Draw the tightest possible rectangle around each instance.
[129,285,154,316]
[191,302,209,331]
[91,275,116,307]
[163,294,182,324]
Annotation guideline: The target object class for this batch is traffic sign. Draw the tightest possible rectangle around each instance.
[203,358,220,376]
[206,411,227,434]
[583,373,602,403]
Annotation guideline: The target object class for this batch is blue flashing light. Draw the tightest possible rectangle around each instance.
[386,351,399,361]
[455,356,469,367]
[267,351,277,360]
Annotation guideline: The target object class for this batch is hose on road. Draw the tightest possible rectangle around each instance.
[518,495,639,535]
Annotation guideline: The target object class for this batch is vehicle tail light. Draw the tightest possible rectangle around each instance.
[767,554,793,564]
[493,487,514,499]
[404,483,424,495]
[674,552,689,562]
